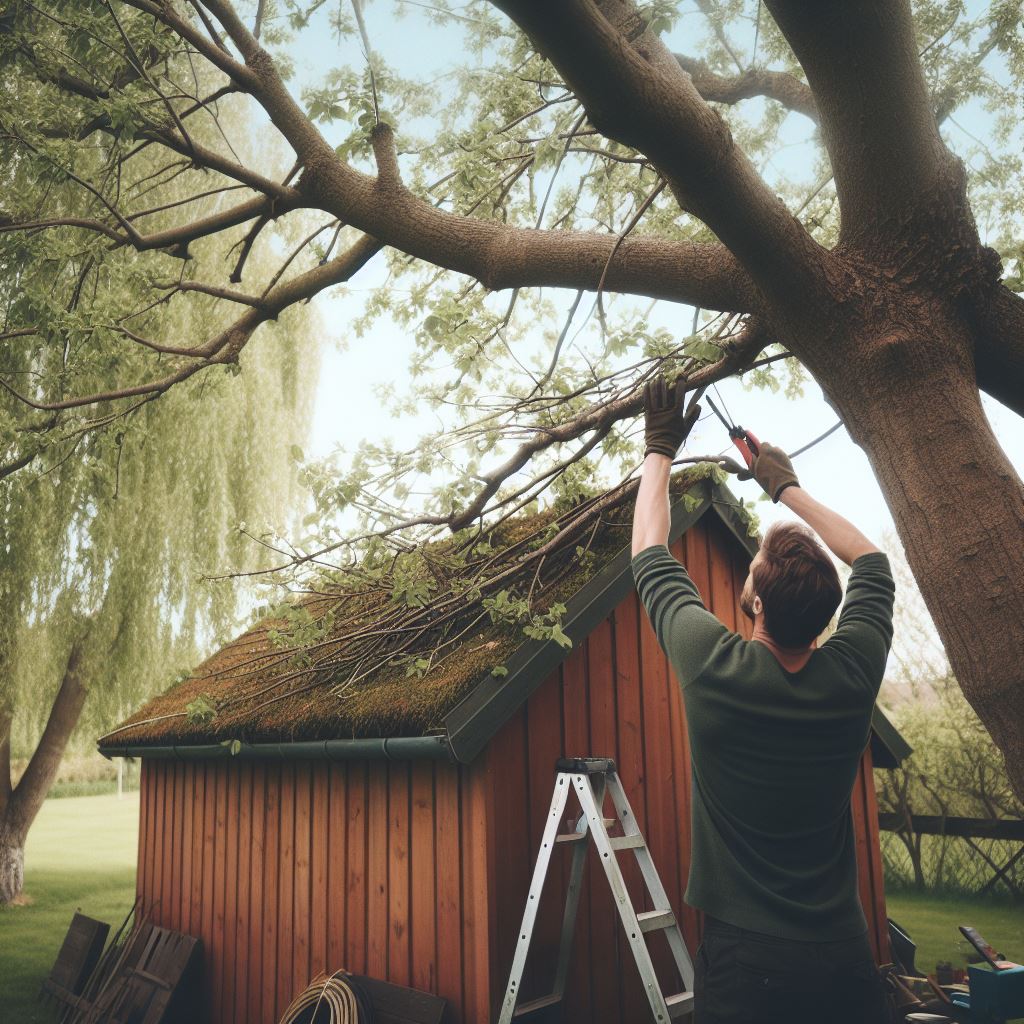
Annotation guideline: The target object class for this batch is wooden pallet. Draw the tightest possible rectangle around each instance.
[44,916,201,1024]
[40,913,110,1014]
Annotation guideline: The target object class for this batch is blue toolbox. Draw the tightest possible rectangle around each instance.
[943,926,1024,1024]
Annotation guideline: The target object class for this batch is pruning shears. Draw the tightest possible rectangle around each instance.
[705,395,760,472]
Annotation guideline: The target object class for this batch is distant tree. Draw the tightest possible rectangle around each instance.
[0,84,319,903]
[2,2,1024,800]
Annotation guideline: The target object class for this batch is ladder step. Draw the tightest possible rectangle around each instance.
[608,833,645,851]
[555,832,586,844]
[665,991,695,1018]
[511,993,562,1019]
[636,909,676,933]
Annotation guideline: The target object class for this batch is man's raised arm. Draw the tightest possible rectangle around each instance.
[748,443,881,567]
[632,453,674,556]
[631,376,698,557]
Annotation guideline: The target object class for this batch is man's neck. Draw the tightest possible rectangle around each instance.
[750,623,816,670]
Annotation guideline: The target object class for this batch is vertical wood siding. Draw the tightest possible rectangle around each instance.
[137,757,490,1024]
[135,515,889,1024]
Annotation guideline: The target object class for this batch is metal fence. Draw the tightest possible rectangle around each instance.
[879,816,1024,899]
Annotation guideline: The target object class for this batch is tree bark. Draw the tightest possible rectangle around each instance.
[0,825,25,905]
[802,315,1024,803]
[0,709,12,819]
[0,639,88,905]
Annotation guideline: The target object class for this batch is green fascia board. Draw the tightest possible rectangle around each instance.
[869,704,913,769]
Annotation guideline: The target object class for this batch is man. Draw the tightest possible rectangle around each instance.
[630,377,895,1024]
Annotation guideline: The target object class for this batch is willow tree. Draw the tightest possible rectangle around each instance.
[0,60,318,901]
[2,2,1024,799]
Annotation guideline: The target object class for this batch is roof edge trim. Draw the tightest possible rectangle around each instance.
[97,733,455,763]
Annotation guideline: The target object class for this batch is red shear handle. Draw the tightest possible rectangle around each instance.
[730,429,760,469]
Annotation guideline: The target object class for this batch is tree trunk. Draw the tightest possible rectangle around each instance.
[0,638,88,905]
[808,316,1024,803]
[0,822,25,904]
[0,708,12,818]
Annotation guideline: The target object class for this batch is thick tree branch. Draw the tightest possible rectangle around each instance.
[975,285,1024,420]
[0,711,11,819]
[79,1,763,315]
[763,0,958,247]
[311,126,755,309]
[674,54,818,123]
[486,0,829,315]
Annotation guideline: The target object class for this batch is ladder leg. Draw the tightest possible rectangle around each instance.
[606,774,696,992]
[497,772,573,1024]
[550,769,607,997]
[573,773,677,1024]
[551,824,588,996]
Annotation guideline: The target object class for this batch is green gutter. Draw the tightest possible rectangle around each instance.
[97,734,454,762]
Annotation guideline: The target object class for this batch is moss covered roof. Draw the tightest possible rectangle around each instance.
[99,466,755,749]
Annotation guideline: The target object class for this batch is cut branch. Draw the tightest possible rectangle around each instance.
[447,320,767,531]
[975,284,1024,420]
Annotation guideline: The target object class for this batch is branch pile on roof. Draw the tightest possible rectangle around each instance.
[99,464,746,747]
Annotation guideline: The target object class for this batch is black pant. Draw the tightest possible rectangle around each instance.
[693,915,890,1024]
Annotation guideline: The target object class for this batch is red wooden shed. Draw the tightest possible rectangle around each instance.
[99,470,909,1024]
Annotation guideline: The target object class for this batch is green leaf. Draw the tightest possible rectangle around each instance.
[550,624,572,649]
[186,695,217,724]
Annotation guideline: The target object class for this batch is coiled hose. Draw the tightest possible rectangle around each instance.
[278,970,374,1024]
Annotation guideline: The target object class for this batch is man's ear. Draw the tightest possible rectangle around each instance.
[752,595,763,616]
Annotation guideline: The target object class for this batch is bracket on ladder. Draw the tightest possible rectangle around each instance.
[497,757,695,1023]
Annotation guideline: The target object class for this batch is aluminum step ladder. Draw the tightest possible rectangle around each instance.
[497,757,695,1023]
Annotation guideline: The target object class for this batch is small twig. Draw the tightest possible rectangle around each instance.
[350,0,380,125]
[596,177,667,334]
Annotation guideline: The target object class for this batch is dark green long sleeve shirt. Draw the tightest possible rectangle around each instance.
[631,544,895,941]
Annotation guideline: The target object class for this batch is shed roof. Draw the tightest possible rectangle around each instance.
[98,467,909,768]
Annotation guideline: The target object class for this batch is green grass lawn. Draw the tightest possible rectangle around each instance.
[887,889,1024,974]
[0,793,139,1023]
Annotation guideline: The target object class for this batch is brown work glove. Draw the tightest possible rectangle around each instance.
[643,376,699,459]
[750,442,800,503]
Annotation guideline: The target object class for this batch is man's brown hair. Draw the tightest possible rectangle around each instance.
[752,521,842,648]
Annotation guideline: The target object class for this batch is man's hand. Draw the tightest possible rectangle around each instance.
[750,442,800,503]
[643,376,700,460]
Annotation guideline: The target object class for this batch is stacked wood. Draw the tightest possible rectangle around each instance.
[41,907,201,1024]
